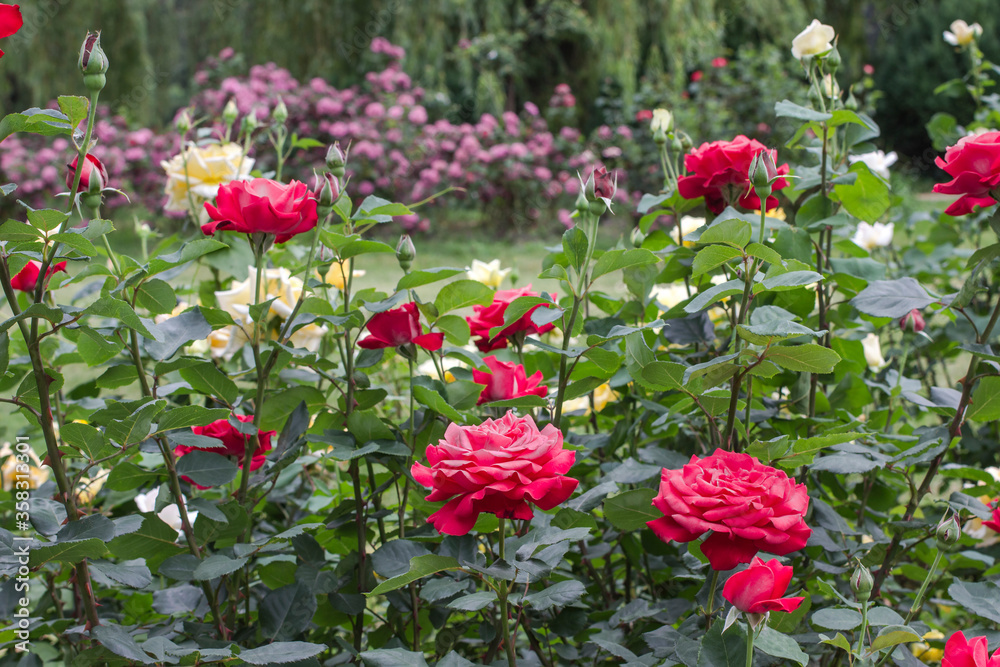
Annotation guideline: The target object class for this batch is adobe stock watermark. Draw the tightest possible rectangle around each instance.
[10,436,35,654]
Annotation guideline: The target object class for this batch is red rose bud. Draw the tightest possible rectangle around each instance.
[850,562,874,602]
[900,309,926,333]
[722,557,805,614]
[66,154,108,193]
[11,260,68,292]
[472,355,548,405]
[749,148,780,189]
[592,166,616,200]
[78,31,108,92]
[202,178,318,244]
[314,172,340,209]
[936,514,960,546]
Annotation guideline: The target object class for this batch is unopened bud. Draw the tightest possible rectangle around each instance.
[826,46,842,73]
[900,309,926,333]
[670,135,683,152]
[749,149,779,189]
[845,90,859,111]
[272,98,288,124]
[630,227,646,248]
[242,109,259,133]
[222,99,239,126]
[175,109,192,134]
[653,127,668,146]
[936,514,960,546]
[678,131,694,152]
[574,190,589,217]
[314,172,340,210]
[396,234,416,271]
[326,142,347,177]
[851,563,873,602]
[79,32,109,92]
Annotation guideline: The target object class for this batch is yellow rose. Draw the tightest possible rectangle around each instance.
[161,142,254,223]
[862,333,886,371]
[675,215,706,247]
[651,283,690,312]
[791,19,835,60]
[76,468,109,505]
[0,442,49,491]
[324,261,365,291]
[466,259,512,289]
[910,630,945,664]
[561,383,620,415]
[944,20,982,47]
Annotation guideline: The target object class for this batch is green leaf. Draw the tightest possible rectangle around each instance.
[760,270,822,291]
[51,231,98,256]
[340,239,396,258]
[692,245,742,277]
[193,554,249,580]
[86,296,157,340]
[156,406,231,433]
[239,642,328,666]
[412,385,466,423]
[369,554,462,595]
[775,99,832,122]
[834,164,890,223]
[698,217,752,248]
[737,320,826,345]
[61,422,112,460]
[433,279,494,314]
[105,399,166,446]
[448,592,497,611]
[260,583,317,640]
[603,488,658,531]
[179,362,238,405]
[590,248,658,281]
[91,624,156,665]
[29,538,109,568]
[359,648,429,667]
[755,627,809,666]
[396,267,464,290]
[148,239,228,276]
[107,515,184,570]
[746,242,783,266]
[176,451,239,487]
[851,278,936,319]
[949,580,1000,624]
[346,409,395,442]
[57,95,90,128]
[870,625,922,652]
[812,607,863,631]
[135,279,177,315]
[106,461,161,491]
[967,376,1000,421]
[523,580,585,610]
[766,344,841,373]
[27,208,69,232]
[684,279,744,313]
[78,326,126,366]
[641,361,685,390]
[481,395,548,409]
[563,227,589,271]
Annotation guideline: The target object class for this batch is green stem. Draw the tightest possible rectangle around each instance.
[856,599,869,654]
[904,550,943,624]
[498,518,517,667]
[705,569,721,629]
[745,624,755,667]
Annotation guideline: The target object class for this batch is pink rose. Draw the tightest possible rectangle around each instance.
[472,356,548,405]
[723,557,805,613]
[647,449,811,570]
[411,412,578,535]
[942,632,1000,667]
[932,131,1000,215]
[203,178,318,243]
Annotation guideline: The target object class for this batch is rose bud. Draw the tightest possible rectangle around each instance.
[326,142,347,177]
[222,99,239,126]
[900,309,926,333]
[242,109,259,133]
[850,562,874,602]
[175,108,192,134]
[272,97,288,124]
[66,154,108,193]
[936,514,960,546]
[630,227,646,248]
[314,172,340,210]
[749,149,780,190]
[396,234,416,271]
[78,31,109,92]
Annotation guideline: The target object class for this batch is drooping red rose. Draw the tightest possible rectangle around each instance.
[932,131,1000,216]
[722,557,805,614]
[0,5,22,59]
[10,260,67,292]
[677,135,790,214]
[411,411,578,535]
[942,632,1000,667]
[66,154,109,193]
[203,178,318,243]
[472,355,548,405]
[467,285,556,352]
[358,301,444,351]
[175,414,275,488]
[647,449,812,571]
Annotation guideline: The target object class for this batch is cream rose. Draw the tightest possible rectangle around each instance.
[135,487,197,539]
[944,20,982,47]
[862,333,886,371]
[851,221,894,251]
[162,142,254,223]
[324,260,366,291]
[466,259,512,289]
[651,108,673,133]
[791,19,835,59]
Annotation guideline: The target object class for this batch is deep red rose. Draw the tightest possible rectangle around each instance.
[203,178,318,243]
[358,301,444,351]
[984,504,1000,533]
[0,5,22,58]
[942,632,1000,667]
[636,109,653,122]
[467,285,556,352]
[472,355,548,405]
[591,166,616,200]
[647,449,812,571]
[711,57,728,68]
[411,411,578,535]
[66,154,108,193]
[932,132,1000,216]
[677,135,790,214]
[722,557,805,614]
[175,414,274,488]
[11,260,67,292]
[900,309,926,333]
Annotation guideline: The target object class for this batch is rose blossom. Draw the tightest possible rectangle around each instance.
[466,258,511,289]
[677,135,789,214]
[791,19,835,60]
[862,332,886,371]
[647,449,811,571]
[411,412,578,535]
[175,414,274,488]
[66,154,108,192]
[932,131,1000,215]
[941,632,1000,667]
[11,260,67,292]
[851,221,894,250]
[0,4,21,58]
[466,285,556,352]
[943,20,983,48]
[134,487,197,538]
[722,557,805,614]
[358,301,444,351]
[472,356,548,405]
[203,177,318,243]
[162,142,254,223]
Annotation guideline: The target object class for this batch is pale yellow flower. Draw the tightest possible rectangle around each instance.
[944,20,982,47]
[862,333,885,371]
[651,283,690,312]
[162,142,254,223]
[791,19,835,60]
[76,468,109,505]
[675,215,706,247]
[154,301,190,325]
[651,108,673,133]
[910,630,945,664]
[323,261,365,291]
[852,222,894,251]
[466,259,512,289]
[0,442,49,491]
[562,383,620,415]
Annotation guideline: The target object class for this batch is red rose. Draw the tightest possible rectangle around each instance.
[722,557,805,614]
[647,449,811,571]
[10,260,67,292]
[711,57,728,68]
[984,503,1000,533]
[203,178,318,243]
[942,632,1000,667]
[472,355,548,405]
[691,70,703,82]
[66,154,108,192]
[0,4,22,58]
[932,132,1000,216]
[678,135,790,214]
[900,309,926,333]
[467,285,556,352]
[636,109,653,122]
[591,166,616,200]
[411,412,578,535]
[175,414,275,488]
[358,301,444,351]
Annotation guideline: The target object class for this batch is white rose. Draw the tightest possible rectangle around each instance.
[791,19,836,59]
[862,333,886,371]
[466,259,512,289]
[851,222,894,251]
[288,322,329,353]
[944,20,982,47]
[848,150,898,180]
[651,108,673,133]
[675,215,706,247]
[162,142,254,223]
[135,487,197,538]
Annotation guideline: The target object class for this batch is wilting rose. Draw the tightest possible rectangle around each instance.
[0,4,22,58]
[204,178,318,243]
[411,412,578,535]
[175,415,274,487]
[723,557,805,614]
[941,632,1000,667]
[467,286,556,352]
[791,19,835,59]
[66,154,108,192]
[358,301,444,351]
[647,449,811,571]
[466,259,511,289]
[472,356,548,405]
[677,136,789,214]
[10,260,67,292]
[932,132,1000,216]
[162,142,253,223]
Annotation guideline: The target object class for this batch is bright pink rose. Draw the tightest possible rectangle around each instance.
[11,260,67,292]
[647,449,811,571]
[722,557,805,614]
[66,154,108,192]
[0,4,21,58]
[358,301,444,351]
[711,57,728,68]
[942,632,1000,667]
[932,132,1000,216]
[636,109,653,122]
[411,412,578,535]
[466,285,556,352]
[472,356,548,405]
[678,135,790,214]
[984,504,1000,533]
[900,309,926,333]
[203,178,318,243]
[175,414,274,488]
